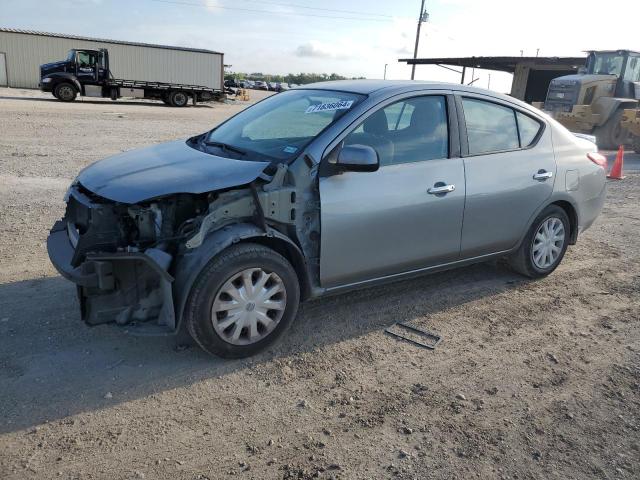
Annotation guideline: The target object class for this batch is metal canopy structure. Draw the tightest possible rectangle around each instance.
[398,55,587,103]
[398,55,586,73]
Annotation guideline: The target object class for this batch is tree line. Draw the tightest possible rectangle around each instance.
[225,72,366,84]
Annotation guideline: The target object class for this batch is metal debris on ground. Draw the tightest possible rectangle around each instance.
[384,322,442,350]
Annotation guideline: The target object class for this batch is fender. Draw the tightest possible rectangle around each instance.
[593,97,638,126]
[512,192,580,252]
[43,72,82,93]
[171,222,311,333]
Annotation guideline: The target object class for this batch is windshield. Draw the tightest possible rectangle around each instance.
[205,89,365,162]
[589,53,624,76]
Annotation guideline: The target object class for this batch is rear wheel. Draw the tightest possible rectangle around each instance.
[54,83,77,102]
[508,205,570,278]
[595,109,627,150]
[186,243,300,358]
[168,90,189,107]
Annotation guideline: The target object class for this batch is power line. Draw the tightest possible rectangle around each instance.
[234,0,393,18]
[148,0,394,22]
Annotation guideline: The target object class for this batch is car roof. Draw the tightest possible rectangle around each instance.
[298,79,534,113]
[300,79,443,94]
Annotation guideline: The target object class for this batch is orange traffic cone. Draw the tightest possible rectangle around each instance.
[607,145,626,179]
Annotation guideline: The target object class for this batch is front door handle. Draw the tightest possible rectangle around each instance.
[533,170,553,180]
[427,184,456,195]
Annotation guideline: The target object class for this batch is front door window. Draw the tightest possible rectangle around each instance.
[341,95,449,166]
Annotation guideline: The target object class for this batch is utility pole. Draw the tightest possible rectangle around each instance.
[384,63,388,79]
[410,0,428,80]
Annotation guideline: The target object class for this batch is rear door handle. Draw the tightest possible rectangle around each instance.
[533,170,553,180]
[427,184,455,195]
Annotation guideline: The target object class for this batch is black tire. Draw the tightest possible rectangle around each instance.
[54,82,77,102]
[186,243,300,358]
[508,205,570,278]
[168,90,189,107]
[595,109,627,150]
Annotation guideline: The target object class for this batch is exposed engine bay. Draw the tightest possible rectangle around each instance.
[49,158,320,334]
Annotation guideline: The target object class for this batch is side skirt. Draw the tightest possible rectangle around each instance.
[318,249,513,298]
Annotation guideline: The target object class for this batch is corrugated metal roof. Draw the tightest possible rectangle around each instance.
[399,56,586,73]
[0,27,223,55]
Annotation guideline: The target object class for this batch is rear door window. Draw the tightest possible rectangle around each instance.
[462,98,519,154]
[516,111,542,147]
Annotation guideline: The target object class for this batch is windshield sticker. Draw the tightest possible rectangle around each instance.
[305,100,354,114]
[283,146,298,154]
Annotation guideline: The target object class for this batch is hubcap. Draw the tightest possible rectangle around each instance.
[211,268,286,345]
[174,93,187,105]
[58,86,74,100]
[531,217,565,269]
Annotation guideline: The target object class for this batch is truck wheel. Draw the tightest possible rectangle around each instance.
[595,109,627,150]
[168,91,189,107]
[185,243,300,358]
[54,83,77,102]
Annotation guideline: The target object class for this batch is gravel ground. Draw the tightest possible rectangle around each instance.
[0,87,638,480]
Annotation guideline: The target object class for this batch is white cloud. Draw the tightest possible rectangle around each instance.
[201,0,222,13]
[295,41,353,60]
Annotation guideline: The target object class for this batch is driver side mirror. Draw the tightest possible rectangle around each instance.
[336,144,379,172]
[577,66,587,74]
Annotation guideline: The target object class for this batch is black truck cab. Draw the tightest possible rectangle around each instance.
[40,49,109,99]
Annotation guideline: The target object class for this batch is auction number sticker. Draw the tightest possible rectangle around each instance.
[305,100,354,114]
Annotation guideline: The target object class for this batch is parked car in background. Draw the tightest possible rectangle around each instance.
[276,82,289,92]
[268,82,278,91]
[239,79,253,89]
[224,79,239,88]
[254,80,269,90]
[47,80,607,359]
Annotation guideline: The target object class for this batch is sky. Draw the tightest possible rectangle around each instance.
[2,0,639,93]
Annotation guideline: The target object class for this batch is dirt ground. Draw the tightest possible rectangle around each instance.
[0,87,638,480]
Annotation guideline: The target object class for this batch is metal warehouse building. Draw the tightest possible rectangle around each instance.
[0,28,224,89]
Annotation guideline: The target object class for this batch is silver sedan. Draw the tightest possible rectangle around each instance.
[48,80,608,358]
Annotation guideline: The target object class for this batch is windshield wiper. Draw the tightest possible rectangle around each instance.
[203,140,246,156]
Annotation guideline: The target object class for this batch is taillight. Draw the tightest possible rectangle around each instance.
[587,152,607,169]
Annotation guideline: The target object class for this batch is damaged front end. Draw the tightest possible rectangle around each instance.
[47,182,206,332]
[47,133,321,336]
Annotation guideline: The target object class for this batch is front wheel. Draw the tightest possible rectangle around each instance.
[595,109,627,150]
[54,83,77,102]
[508,205,570,278]
[186,243,300,358]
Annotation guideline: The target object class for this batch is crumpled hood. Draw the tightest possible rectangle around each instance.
[77,140,269,204]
